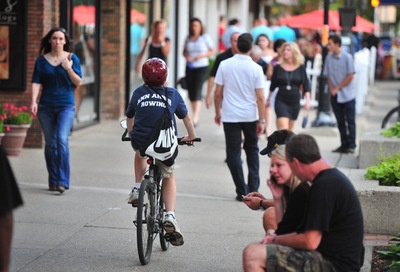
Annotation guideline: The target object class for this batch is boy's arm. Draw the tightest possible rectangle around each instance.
[182,114,196,140]
[126,117,134,134]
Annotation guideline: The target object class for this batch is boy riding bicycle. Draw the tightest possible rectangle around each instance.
[125,58,196,246]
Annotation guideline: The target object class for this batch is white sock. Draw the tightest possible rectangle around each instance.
[166,211,175,218]
[134,182,141,189]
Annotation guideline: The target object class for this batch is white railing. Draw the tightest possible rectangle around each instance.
[301,53,322,107]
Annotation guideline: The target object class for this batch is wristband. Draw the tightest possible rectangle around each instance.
[259,199,265,210]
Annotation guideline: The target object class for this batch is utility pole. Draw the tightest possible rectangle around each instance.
[312,0,336,127]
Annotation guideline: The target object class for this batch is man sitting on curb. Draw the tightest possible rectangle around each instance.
[243,134,364,272]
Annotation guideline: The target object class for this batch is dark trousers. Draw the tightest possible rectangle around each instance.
[223,122,260,197]
[331,96,356,149]
[185,66,209,101]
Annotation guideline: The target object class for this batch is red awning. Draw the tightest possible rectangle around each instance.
[73,5,146,25]
[278,10,378,33]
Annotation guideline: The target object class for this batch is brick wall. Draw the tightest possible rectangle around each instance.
[2,0,127,148]
[99,1,126,120]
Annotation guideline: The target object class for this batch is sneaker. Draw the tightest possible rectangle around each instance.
[163,214,184,246]
[345,147,355,154]
[332,146,347,153]
[127,187,139,204]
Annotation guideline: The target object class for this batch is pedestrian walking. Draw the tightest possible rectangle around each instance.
[324,34,357,154]
[31,27,82,194]
[214,33,265,201]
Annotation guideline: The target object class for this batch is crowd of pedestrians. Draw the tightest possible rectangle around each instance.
[17,14,368,272]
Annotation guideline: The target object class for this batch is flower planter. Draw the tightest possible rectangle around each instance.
[2,124,31,156]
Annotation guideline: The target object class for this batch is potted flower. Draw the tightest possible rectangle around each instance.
[1,102,33,156]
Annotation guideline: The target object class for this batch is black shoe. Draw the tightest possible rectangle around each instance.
[345,147,355,154]
[332,146,346,153]
[57,185,65,194]
[235,195,243,202]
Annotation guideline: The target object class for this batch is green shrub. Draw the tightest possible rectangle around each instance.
[377,233,400,272]
[382,122,400,138]
[364,152,400,186]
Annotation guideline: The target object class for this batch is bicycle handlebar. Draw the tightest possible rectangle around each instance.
[121,129,201,146]
[177,137,201,146]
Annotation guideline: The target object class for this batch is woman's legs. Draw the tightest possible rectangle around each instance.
[191,100,202,126]
[38,105,74,190]
[276,117,290,130]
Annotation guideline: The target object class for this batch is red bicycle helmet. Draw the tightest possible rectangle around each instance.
[142,58,168,86]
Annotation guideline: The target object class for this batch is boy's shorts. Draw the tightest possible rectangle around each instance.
[135,150,174,178]
[266,245,337,272]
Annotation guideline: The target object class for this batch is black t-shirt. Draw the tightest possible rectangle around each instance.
[209,48,234,77]
[275,182,310,235]
[270,64,310,105]
[302,168,364,272]
[149,37,170,63]
[0,146,23,217]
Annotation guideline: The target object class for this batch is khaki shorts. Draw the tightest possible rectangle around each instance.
[266,245,336,272]
[136,150,174,178]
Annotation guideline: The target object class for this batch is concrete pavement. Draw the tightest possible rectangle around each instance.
[7,80,399,271]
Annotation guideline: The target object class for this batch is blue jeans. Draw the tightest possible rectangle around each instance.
[223,122,260,197]
[38,104,75,189]
[331,97,356,149]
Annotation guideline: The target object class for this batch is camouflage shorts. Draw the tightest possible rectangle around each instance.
[266,245,336,272]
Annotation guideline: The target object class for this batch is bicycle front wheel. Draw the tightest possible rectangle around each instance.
[381,106,400,129]
[136,179,153,265]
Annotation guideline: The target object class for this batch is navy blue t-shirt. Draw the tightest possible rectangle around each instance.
[32,54,82,106]
[125,85,188,150]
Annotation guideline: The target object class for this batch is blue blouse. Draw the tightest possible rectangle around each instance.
[32,54,82,106]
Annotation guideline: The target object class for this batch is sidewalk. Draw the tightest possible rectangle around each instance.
[7,80,398,271]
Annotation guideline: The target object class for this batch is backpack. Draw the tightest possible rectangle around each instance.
[140,86,178,166]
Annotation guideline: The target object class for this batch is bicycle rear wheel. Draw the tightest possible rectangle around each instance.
[136,179,153,265]
[381,106,400,129]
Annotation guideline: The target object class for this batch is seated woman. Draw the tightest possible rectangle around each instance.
[243,131,310,240]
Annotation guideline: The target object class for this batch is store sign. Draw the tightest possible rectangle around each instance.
[0,1,26,90]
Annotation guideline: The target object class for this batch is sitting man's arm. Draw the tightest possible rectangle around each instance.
[274,230,322,250]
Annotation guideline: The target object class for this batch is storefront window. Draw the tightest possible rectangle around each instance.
[130,1,151,95]
[72,1,98,126]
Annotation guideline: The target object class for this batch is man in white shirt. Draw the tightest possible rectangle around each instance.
[214,33,265,201]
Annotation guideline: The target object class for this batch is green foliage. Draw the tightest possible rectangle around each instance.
[382,123,400,138]
[377,233,400,272]
[364,152,400,186]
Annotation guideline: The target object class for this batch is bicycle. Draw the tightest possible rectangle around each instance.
[120,119,201,265]
[381,105,400,129]
[381,89,400,129]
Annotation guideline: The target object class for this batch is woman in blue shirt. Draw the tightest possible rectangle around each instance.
[31,27,82,194]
